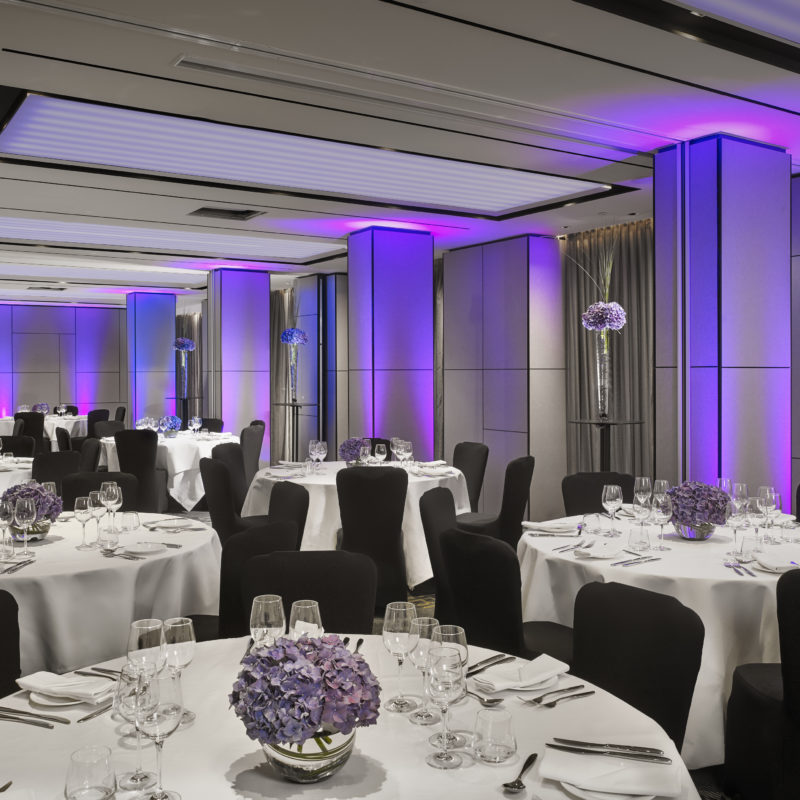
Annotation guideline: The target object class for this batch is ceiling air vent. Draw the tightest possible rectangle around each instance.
[188,207,263,222]
[27,285,66,291]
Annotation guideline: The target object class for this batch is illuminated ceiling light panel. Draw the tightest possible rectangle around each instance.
[0,216,342,261]
[0,95,606,215]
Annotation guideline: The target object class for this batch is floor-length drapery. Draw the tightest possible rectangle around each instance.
[564,220,654,477]
[270,288,294,464]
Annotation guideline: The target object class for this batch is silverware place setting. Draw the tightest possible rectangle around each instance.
[0,705,70,725]
[1,559,34,574]
[517,684,586,705]
[545,740,672,763]
[466,690,504,708]
[100,550,145,561]
[724,561,756,577]
[76,703,113,723]
[502,752,538,794]
[537,690,595,708]
[0,711,54,729]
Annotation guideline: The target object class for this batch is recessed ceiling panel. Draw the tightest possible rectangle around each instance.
[0,94,608,216]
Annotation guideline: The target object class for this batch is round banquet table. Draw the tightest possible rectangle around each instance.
[0,414,88,449]
[0,458,33,492]
[241,461,471,588]
[98,431,239,510]
[517,516,793,769]
[1,635,699,800]
[0,513,221,675]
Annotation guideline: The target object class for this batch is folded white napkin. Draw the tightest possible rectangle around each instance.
[419,466,454,477]
[277,460,306,467]
[17,672,114,705]
[539,738,682,798]
[522,521,579,535]
[755,553,799,573]
[574,539,624,559]
[418,460,447,467]
[473,654,569,693]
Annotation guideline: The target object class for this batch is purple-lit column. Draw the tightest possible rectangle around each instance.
[207,269,270,460]
[347,228,433,460]
[127,293,176,422]
[654,134,790,503]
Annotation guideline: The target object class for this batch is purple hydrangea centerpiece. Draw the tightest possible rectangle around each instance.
[229,635,381,748]
[280,328,309,346]
[667,481,729,539]
[581,301,627,332]
[173,337,195,352]
[31,402,50,414]
[163,415,181,432]
[338,437,364,463]
[1,482,62,523]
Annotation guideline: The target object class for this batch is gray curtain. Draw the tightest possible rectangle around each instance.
[433,258,444,459]
[270,288,294,464]
[564,219,654,477]
[175,313,202,421]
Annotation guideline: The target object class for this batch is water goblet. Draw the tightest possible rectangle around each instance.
[768,493,784,541]
[64,745,116,800]
[633,476,651,505]
[601,484,623,536]
[309,439,320,464]
[717,477,732,496]
[429,624,469,748]
[651,494,673,551]
[74,496,93,551]
[726,496,748,556]
[164,617,196,724]
[89,490,105,547]
[652,479,670,501]
[473,708,517,764]
[374,443,387,465]
[41,481,57,497]
[629,496,651,552]
[114,666,157,792]
[425,646,465,770]
[382,601,420,713]
[101,481,122,535]
[748,498,765,552]
[14,497,36,559]
[408,617,441,726]
[288,599,323,639]
[250,594,286,649]
[127,618,166,675]
[359,443,372,464]
[316,440,327,466]
[757,487,776,543]
[390,437,401,461]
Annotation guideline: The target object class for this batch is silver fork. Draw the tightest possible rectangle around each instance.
[539,690,595,708]
[554,539,585,553]
[518,684,585,705]
[724,561,746,576]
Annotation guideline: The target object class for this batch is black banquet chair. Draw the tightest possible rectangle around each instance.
[440,528,573,663]
[201,417,223,433]
[64,405,79,416]
[0,435,35,458]
[95,420,125,439]
[114,430,167,513]
[452,441,489,513]
[55,427,72,451]
[337,466,408,609]
[79,438,101,472]
[572,581,704,751]
[189,522,300,642]
[62,471,139,511]
[456,455,535,548]
[243,551,377,636]
[0,590,21,698]
[561,471,635,516]
[211,443,249,513]
[114,406,126,423]
[72,408,110,450]
[267,481,309,545]
[32,451,81,495]
[240,423,265,485]
[419,487,459,625]
[13,412,46,453]
[724,569,800,800]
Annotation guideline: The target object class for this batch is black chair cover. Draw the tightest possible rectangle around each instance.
[114,430,164,513]
[572,581,704,751]
[85,409,110,438]
[114,406,126,422]
[240,424,265,485]
[13,412,46,453]
[11,419,23,437]
[64,405,79,416]
[453,441,489,513]
[249,419,266,427]
[95,420,125,439]
[79,438,101,472]
[55,427,72,451]
[419,487,459,625]
[201,417,224,433]
[562,472,635,516]
[0,590,21,698]
[337,466,408,607]
[62,471,139,511]
[242,550,377,635]
[211,442,248,513]
[32,451,81,494]
[268,481,309,545]
[0,435,35,457]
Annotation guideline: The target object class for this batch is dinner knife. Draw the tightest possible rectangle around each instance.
[466,655,515,677]
[467,653,508,673]
[553,737,665,755]
[3,560,34,574]
[545,743,673,764]
[0,705,70,724]
[0,712,54,729]
[77,703,113,723]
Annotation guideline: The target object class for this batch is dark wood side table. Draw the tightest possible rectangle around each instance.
[568,418,643,471]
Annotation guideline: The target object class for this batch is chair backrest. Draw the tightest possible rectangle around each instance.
[79,438,101,472]
[211,442,248,513]
[218,522,299,639]
[240,424,265,485]
[778,569,800,723]
[62,471,140,511]
[419,487,459,624]
[0,435,35,458]
[336,466,408,608]
[201,417,224,433]
[453,441,489,513]
[572,581,704,750]
[64,405,79,416]
[11,418,23,437]
[86,409,110,438]
[31,451,82,494]
[495,455,536,547]
[55,427,72,452]
[562,472,636,516]
[114,429,160,513]
[0,590,21,698]
[114,406,126,422]
[370,437,391,457]
[440,529,525,656]
[268,481,309,544]
[13,412,45,452]
[200,457,242,543]
[249,419,266,427]
[242,550,378,635]
[95,420,125,439]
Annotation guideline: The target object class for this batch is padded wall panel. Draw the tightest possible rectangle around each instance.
[12,334,60,372]
[12,305,74,334]
[443,369,482,465]
[443,246,482,370]
[530,368,567,520]
[483,369,528,433]
[374,369,433,458]
[76,308,121,373]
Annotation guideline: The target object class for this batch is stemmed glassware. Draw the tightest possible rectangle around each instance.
[127,618,166,675]
[288,599,323,639]
[390,437,401,462]
[114,665,157,792]
[250,594,286,649]
[408,617,441,726]
[601,484,623,536]
[74,496,93,551]
[757,486,777,543]
[629,495,651,552]
[717,477,732,496]
[309,440,320,467]
[634,476,651,505]
[0,500,14,560]
[374,443,387,465]
[89,490,105,547]
[727,492,749,556]
[382,601,420,713]
[650,494,673,551]
[14,497,36,559]
[164,617,196,724]
[425,646,465,770]
[189,416,202,434]
[101,482,122,535]
[429,624,469,748]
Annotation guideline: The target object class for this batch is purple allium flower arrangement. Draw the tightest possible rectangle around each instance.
[229,635,381,748]
[338,437,364,463]
[31,403,49,414]
[581,301,627,332]
[173,337,195,352]
[667,481,729,529]
[2,482,62,522]
[280,328,309,346]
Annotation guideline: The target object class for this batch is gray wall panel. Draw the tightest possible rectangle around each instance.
[348,370,372,439]
[530,368,567,520]
[0,307,12,373]
[654,367,679,485]
[374,369,434,456]
[443,247,482,370]
[483,369,528,433]
[443,369,482,465]
[13,334,61,373]
[654,147,679,369]
[12,305,74,334]
[528,238,564,370]
[14,372,60,408]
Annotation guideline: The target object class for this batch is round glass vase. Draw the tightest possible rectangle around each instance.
[262,730,355,783]
[674,522,715,541]
[594,333,612,419]
[10,520,51,542]
[164,429,179,439]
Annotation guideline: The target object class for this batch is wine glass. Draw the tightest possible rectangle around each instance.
[164,617,196,724]
[41,481,57,497]
[748,498,764,552]
[382,601,420,713]
[717,477,732,496]
[429,624,469,748]
[408,617,440,726]
[316,440,327,466]
[374,443,387,465]
[633,476,651,505]
[135,671,184,800]
[0,500,15,560]
[114,666,157,792]
[158,417,168,435]
[403,441,414,467]
[425,646,465,770]
[101,482,122,534]
[629,496,651,552]
[652,479,670,502]
[650,494,673,551]
[89,490,105,547]
[390,437,401,461]
[309,440,320,466]
[359,442,372,464]
[74,496,93,551]
[14,497,36,559]
[601,484,623,536]
[768,493,784,541]
[250,594,286,648]
[127,618,166,675]
[288,599,323,639]
[727,493,749,556]
[757,486,776,543]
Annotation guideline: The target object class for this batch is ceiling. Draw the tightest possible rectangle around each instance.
[0,0,798,305]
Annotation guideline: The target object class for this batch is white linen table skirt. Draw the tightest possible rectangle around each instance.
[1,635,699,800]
[0,415,88,448]
[242,461,470,589]
[0,464,33,493]
[0,512,221,674]
[518,518,786,769]
[99,431,239,510]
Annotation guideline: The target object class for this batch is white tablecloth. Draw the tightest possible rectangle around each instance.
[242,462,471,588]
[0,415,88,449]
[0,461,33,493]
[0,513,221,674]
[99,431,239,510]
[518,518,788,768]
[1,635,698,800]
